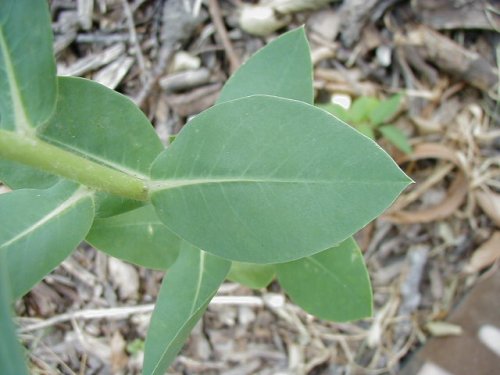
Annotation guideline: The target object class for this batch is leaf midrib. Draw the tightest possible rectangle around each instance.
[189,251,206,315]
[150,295,212,375]
[0,188,93,250]
[149,177,409,192]
[0,26,32,134]
[149,251,213,375]
[40,134,151,180]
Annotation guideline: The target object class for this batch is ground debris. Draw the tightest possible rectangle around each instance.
[16,0,500,373]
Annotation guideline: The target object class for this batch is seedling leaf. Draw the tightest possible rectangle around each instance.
[348,97,379,123]
[356,123,376,139]
[317,103,350,122]
[379,125,412,154]
[369,94,402,126]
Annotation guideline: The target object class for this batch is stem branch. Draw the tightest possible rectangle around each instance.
[0,129,149,201]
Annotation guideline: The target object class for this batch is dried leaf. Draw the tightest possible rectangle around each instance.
[465,232,500,273]
[110,331,128,373]
[385,173,468,224]
[385,143,468,224]
[108,258,139,300]
[396,143,460,165]
[476,189,500,227]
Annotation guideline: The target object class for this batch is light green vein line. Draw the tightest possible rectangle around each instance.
[0,188,92,250]
[189,251,206,315]
[40,135,150,180]
[0,27,33,134]
[148,178,410,192]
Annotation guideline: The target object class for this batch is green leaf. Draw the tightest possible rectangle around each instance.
[378,125,413,154]
[40,77,163,181]
[150,95,411,263]
[1,76,164,215]
[356,123,376,139]
[316,103,350,122]
[0,0,57,132]
[0,159,59,189]
[216,28,312,282]
[93,195,145,218]
[369,94,402,126]
[86,205,181,270]
[217,28,313,105]
[0,181,95,299]
[0,252,29,375]
[276,237,372,321]
[227,262,275,289]
[348,97,379,124]
[143,244,230,375]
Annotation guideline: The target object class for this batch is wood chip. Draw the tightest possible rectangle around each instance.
[108,258,139,300]
[58,43,126,77]
[412,0,500,31]
[402,25,498,92]
[93,55,134,89]
[159,68,212,93]
[425,321,463,337]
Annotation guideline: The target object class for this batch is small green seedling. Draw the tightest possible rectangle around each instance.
[318,95,413,154]
[0,1,411,374]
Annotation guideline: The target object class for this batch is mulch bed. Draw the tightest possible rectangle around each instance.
[12,0,499,374]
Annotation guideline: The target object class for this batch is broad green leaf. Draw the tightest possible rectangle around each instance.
[0,252,29,375]
[0,159,59,189]
[369,94,401,126]
[93,194,145,218]
[0,0,57,132]
[86,205,181,270]
[40,77,163,183]
[1,76,164,215]
[276,238,372,321]
[143,244,230,375]
[150,95,411,263]
[378,125,413,154]
[227,262,275,289]
[217,28,313,105]
[348,97,379,124]
[217,28,313,281]
[316,103,350,122]
[0,181,95,299]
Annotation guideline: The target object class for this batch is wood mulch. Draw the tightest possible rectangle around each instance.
[10,0,500,374]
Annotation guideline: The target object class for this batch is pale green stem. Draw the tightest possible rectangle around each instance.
[0,129,149,201]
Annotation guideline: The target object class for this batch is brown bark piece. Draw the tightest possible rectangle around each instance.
[400,269,500,375]
[413,0,500,31]
[338,0,382,47]
[403,25,498,92]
